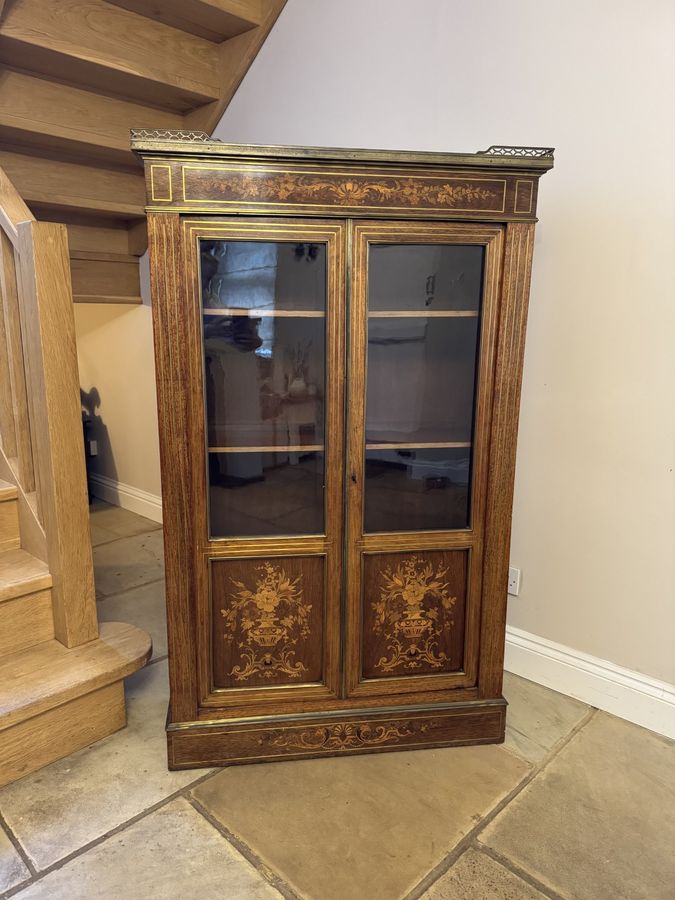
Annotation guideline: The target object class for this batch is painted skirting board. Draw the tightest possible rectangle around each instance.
[89,473,163,524]
[505,625,675,740]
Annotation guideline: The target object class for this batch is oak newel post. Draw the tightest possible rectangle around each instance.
[133,132,553,768]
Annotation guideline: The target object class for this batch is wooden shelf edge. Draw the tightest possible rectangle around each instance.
[203,308,324,317]
[368,310,479,318]
[366,442,472,450]
[73,294,143,305]
[208,444,323,453]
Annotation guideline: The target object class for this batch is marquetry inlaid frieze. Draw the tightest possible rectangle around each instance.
[167,705,507,766]
[142,161,540,219]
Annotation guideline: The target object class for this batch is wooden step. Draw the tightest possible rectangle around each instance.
[0,480,17,502]
[0,71,184,167]
[109,0,264,42]
[0,621,152,786]
[0,478,19,551]
[185,0,286,132]
[0,621,151,731]
[0,548,51,603]
[64,219,147,257]
[0,0,222,111]
[70,250,142,304]
[0,589,54,658]
[0,151,146,220]
[27,215,146,305]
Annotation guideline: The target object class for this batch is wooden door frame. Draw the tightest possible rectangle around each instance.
[344,220,505,699]
[149,215,347,719]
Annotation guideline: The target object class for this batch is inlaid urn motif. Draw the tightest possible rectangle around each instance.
[372,556,457,672]
[221,562,311,681]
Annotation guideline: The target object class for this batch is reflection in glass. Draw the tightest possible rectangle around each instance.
[368,244,484,311]
[366,317,479,446]
[364,243,484,533]
[364,448,471,533]
[364,448,471,532]
[208,451,324,538]
[200,239,327,538]
[203,315,325,449]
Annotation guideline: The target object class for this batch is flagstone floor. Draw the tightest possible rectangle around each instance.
[0,501,673,899]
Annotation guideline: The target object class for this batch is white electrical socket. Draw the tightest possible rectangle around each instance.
[508,566,521,596]
[89,439,98,457]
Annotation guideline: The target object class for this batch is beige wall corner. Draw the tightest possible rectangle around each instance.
[74,253,162,508]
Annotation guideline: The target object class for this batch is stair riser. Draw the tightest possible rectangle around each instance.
[0,681,125,788]
[0,590,54,658]
[0,498,20,551]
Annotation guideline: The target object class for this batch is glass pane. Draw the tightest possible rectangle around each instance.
[368,244,483,312]
[201,239,327,538]
[202,240,326,312]
[364,243,484,533]
[208,450,324,538]
[366,317,479,445]
[364,448,471,533]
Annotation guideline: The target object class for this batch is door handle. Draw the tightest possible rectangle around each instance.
[351,472,357,484]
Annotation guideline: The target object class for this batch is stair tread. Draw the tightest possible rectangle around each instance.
[0,150,146,220]
[0,480,18,502]
[0,0,221,111]
[108,0,263,42]
[0,621,152,731]
[0,549,52,603]
[0,71,184,167]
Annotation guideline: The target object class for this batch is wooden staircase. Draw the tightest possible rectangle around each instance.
[0,0,286,304]
[0,171,150,787]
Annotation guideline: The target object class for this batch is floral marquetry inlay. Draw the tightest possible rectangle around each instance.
[181,166,506,213]
[265,721,422,752]
[372,556,457,673]
[221,562,311,682]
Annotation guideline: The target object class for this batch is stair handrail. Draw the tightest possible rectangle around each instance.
[0,164,98,648]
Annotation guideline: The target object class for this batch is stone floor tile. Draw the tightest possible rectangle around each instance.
[193,744,530,900]
[92,529,164,597]
[89,500,161,545]
[0,826,29,893]
[97,579,168,658]
[503,671,590,763]
[480,711,675,899]
[0,662,210,870]
[12,798,280,900]
[421,847,546,899]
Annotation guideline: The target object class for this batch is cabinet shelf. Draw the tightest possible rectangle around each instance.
[208,444,324,453]
[368,310,479,318]
[366,441,471,450]
[203,308,324,318]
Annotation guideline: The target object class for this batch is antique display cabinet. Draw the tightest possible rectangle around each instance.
[132,131,553,769]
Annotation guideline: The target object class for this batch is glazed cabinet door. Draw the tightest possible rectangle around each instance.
[182,219,345,712]
[345,222,504,699]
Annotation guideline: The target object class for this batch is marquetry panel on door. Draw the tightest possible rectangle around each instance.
[361,549,468,680]
[211,555,324,689]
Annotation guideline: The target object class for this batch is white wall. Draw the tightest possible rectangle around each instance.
[210,0,675,687]
[75,0,675,688]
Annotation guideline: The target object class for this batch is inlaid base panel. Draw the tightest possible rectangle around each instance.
[166,699,506,769]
